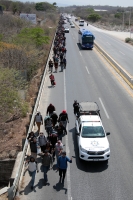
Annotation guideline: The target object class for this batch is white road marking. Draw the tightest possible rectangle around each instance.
[79,51,82,56]
[85,66,90,74]
[107,42,111,45]
[64,70,72,200]
[119,51,125,55]
[99,97,110,119]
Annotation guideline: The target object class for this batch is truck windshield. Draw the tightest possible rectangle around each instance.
[82,36,93,43]
[81,126,105,138]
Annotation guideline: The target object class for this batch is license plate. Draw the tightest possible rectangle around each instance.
[93,159,99,161]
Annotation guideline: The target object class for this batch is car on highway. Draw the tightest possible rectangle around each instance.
[69,21,73,25]
[64,27,69,33]
[71,24,75,28]
[75,102,110,162]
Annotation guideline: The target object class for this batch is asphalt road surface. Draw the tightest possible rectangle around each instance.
[20,21,133,200]
[73,17,133,76]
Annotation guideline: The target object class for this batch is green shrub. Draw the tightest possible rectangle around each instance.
[88,13,101,22]
[125,37,131,43]
[20,101,28,117]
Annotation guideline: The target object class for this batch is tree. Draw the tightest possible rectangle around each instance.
[35,2,55,11]
[17,27,50,47]
[53,2,57,6]
[11,2,18,15]
[88,13,101,22]
[115,12,122,19]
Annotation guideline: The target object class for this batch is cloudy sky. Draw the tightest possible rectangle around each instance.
[24,0,133,7]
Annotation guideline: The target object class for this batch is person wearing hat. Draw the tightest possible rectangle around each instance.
[57,151,72,183]
[34,111,43,133]
[58,110,69,128]
[41,150,53,184]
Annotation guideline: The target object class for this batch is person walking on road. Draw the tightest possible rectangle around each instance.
[41,150,53,184]
[49,73,55,87]
[27,157,39,190]
[51,111,58,127]
[59,110,69,128]
[57,151,72,183]
[73,100,80,115]
[29,137,38,160]
[37,132,47,153]
[46,104,56,116]
[55,140,63,163]
[49,59,53,72]
[34,111,43,133]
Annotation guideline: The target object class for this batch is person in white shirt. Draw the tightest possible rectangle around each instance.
[28,157,39,189]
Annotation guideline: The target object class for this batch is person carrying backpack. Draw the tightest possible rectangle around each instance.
[73,100,80,115]
[59,110,69,128]
[34,111,43,133]
[37,132,47,153]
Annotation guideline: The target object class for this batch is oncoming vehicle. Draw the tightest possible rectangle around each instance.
[79,20,84,26]
[64,27,69,33]
[75,102,110,162]
[78,28,95,49]
[71,24,75,28]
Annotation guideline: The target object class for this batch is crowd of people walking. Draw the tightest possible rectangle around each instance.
[26,15,72,190]
[49,15,67,87]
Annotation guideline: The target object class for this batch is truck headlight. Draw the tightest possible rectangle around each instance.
[80,145,87,153]
[104,148,110,153]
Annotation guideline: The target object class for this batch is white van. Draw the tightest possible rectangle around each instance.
[79,20,84,26]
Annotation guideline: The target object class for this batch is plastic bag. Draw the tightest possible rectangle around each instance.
[37,147,41,155]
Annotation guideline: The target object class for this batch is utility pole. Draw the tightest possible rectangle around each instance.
[129,8,132,34]
[123,11,125,30]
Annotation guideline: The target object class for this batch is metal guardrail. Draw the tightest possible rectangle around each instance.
[8,29,57,200]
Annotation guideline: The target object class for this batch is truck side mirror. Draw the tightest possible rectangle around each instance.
[106,132,110,136]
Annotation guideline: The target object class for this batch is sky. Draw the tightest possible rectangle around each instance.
[23,0,133,7]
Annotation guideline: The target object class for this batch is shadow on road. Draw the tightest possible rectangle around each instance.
[70,127,108,173]
[53,180,67,194]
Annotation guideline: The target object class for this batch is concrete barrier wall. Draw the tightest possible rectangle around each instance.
[0,159,15,186]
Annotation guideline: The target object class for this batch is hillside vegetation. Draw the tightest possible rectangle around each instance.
[0,1,59,160]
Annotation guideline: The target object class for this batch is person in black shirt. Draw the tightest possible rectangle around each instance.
[73,100,80,115]
[48,59,53,73]
[58,110,69,129]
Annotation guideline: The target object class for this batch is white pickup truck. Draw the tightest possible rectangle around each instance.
[75,102,110,162]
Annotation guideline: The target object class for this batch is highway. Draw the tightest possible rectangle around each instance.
[73,17,133,76]
[20,21,133,200]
